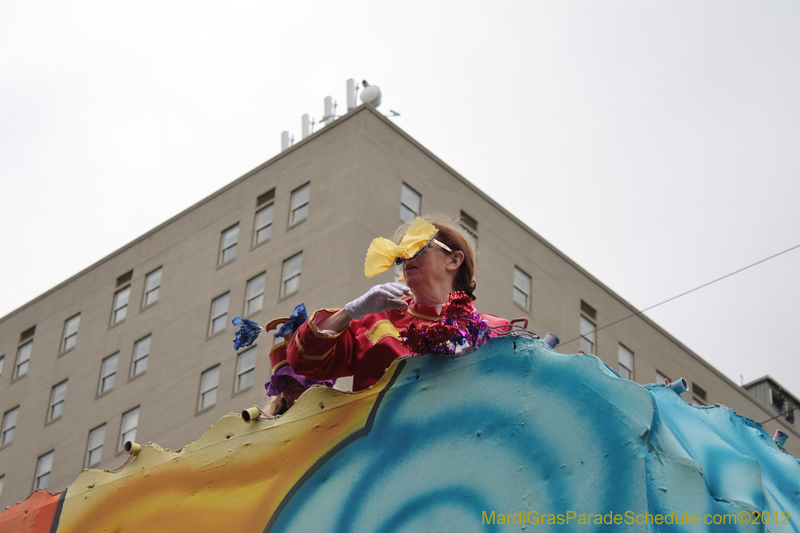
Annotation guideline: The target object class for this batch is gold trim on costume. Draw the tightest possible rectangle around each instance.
[308,309,347,339]
[271,359,289,373]
[365,320,402,345]
[294,335,335,361]
[263,317,290,332]
[406,308,442,321]
[269,341,288,355]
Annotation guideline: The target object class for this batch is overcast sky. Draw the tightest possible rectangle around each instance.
[1,1,798,398]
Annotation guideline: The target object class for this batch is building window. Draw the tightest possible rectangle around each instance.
[281,253,303,297]
[99,353,119,394]
[693,383,707,403]
[116,270,133,286]
[48,380,68,421]
[254,204,274,246]
[245,273,266,316]
[119,407,140,452]
[513,267,531,310]
[289,183,310,226]
[580,300,597,321]
[85,424,106,468]
[0,355,5,378]
[131,335,151,377]
[34,451,54,491]
[2,406,19,446]
[400,183,421,223]
[0,475,4,499]
[61,314,80,353]
[769,389,795,424]
[579,316,596,354]
[618,344,634,381]
[199,365,220,411]
[236,349,256,392]
[142,268,162,308]
[15,340,32,379]
[111,286,131,325]
[656,371,669,385]
[209,293,230,336]
[460,211,478,250]
[778,392,791,422]
[19,325,36,341]
[219,224,239,265]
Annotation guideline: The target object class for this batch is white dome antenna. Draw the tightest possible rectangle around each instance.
[360,80,382,108]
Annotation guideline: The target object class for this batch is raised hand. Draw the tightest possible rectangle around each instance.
[344,283,412,320]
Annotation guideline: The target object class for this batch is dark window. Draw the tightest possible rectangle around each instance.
[116,270,133,286]
[20,326,36,343]
[580,300,597,320]
[257,188,275,206]
[693,383,707,401]
[459,211,478,250]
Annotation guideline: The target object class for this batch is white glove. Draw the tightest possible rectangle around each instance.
[344,283,411,320]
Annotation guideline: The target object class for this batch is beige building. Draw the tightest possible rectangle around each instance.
[0,104,797,506]
[744,376,799,427]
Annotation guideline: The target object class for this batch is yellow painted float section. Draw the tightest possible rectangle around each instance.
[56,366,398,533]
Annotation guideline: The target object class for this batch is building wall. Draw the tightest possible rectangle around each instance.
[1,105,797,505]
[749,381,774,407]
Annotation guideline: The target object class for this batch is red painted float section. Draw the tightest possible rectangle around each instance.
[0,490,63,533]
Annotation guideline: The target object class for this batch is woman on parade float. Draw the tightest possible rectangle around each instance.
[284,215,511,393]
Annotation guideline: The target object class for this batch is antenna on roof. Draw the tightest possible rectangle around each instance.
[321,96,338,126]
[280,131,294,152]
[283,78,399,150]
[360,80,382,108]
[359,80,400,117]
[347,79,357,111]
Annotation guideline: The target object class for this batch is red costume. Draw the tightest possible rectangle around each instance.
[287,297,510,391]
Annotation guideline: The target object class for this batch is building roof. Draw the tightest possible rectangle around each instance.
[744,375,800,405]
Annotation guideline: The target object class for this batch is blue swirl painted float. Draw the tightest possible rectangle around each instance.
[2,336,798,532]
[270,336,800,532]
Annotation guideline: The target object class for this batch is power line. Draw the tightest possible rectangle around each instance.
[760,406,797,425]
[559,242,800,347]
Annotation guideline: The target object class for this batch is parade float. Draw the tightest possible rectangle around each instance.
[1,331,798,532]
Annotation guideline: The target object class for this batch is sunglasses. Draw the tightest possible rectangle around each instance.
[394,234,453,266]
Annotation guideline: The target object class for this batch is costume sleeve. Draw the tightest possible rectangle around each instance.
[286,308,359,381]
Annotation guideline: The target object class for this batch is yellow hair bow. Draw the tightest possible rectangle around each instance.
[364,218,438,277]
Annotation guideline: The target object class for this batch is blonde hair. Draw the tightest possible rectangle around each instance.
[393,214,477,300]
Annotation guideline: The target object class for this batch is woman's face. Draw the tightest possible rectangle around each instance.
[402,241,455,291]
